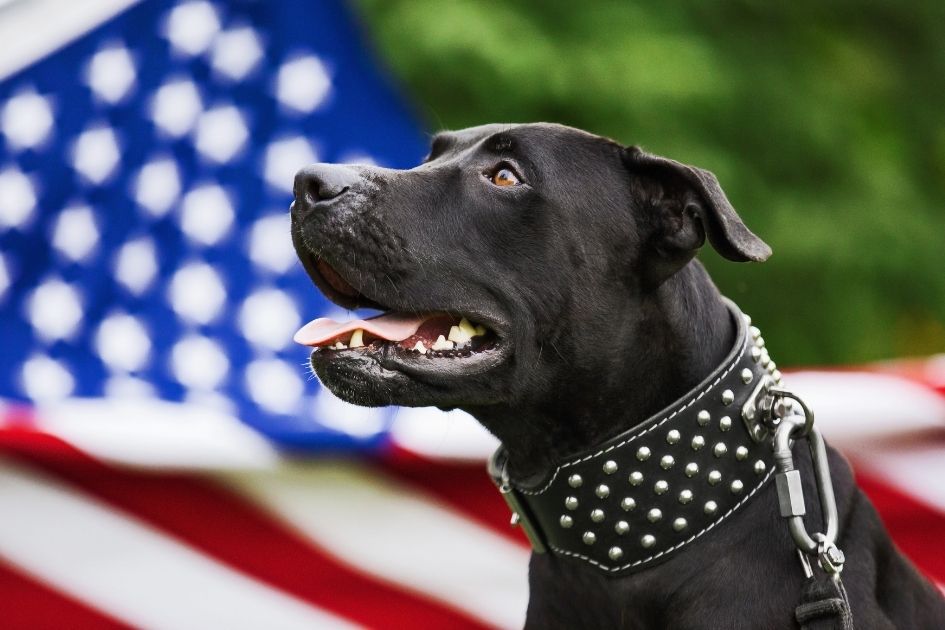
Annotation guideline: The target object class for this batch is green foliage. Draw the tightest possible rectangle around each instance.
[353,0,945,365]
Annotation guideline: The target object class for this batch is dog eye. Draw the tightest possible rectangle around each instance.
[490,167,521,187]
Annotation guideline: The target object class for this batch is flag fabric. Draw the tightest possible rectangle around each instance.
[0,1,942,628]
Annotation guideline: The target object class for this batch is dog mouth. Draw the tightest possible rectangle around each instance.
[293,252,507,371]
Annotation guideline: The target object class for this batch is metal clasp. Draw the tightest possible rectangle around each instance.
[768,389,845,579]
[488,449,547,553]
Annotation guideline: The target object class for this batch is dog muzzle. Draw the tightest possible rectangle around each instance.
[489,299,783,574]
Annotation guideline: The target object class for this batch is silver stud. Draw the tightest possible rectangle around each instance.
[731,479,744,494]
[603,460,618,475]
[629,471,644,486]
[636,446,651,461]
[591,509,605,523]
[750,346,762,362]
[673,517,688,532]
[735,446,749,461]
[666,429,681,445]
[761,350,770,367]
[654,480,669,495]
[721,389,735,405]
[768,361,777,373]
[719,416,732,432]
[741,368,753,384]
[708,470,722,485]
[615,520,629,535]
[750,325,761,340]
[608,546,624,561]
[713,442,728,458]
[754,460,767,475]
[646,508,662,523]
[621,497,637,511]
[704,500,718,515]
[565,496,579,510]
[757,337,766,349]
[697,410,711,426]
[511,512,521,526]
[596,484,610,498]
[660,455,675,470]
[685,462,699,477]
[678,489,693,504]
[560,515,574,528]
[568,474,583,488]
[772,369,782,383]
[641,534,656,548]
[743,313,752,326]
[691,435,705,451]
[583,531,597,545]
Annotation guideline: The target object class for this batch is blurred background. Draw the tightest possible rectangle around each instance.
[0,1,942,628]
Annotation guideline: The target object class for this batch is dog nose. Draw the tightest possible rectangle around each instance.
[293,164,361,205]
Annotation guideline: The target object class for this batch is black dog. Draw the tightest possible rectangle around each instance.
[290,123,945,628]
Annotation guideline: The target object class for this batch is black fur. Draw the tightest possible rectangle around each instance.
[291,123,945,628]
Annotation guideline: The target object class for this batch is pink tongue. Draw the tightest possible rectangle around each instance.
[293,312,429,347]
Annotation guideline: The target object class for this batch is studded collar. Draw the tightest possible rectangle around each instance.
[488,300,781,575]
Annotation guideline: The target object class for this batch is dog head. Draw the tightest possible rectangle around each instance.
[291,123,769,416]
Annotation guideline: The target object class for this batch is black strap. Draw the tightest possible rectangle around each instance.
[795,573,854,630]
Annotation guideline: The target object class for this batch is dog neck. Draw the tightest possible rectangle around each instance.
[468,261,735,484]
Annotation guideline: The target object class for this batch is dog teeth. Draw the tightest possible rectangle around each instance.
[448,318,486,345]
[431,335,454,351]
[412,341,427,354]
[349,329,365,348]
[333,341,347,350]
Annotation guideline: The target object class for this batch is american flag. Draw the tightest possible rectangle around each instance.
[0,1,942,628]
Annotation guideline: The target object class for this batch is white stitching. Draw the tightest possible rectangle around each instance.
[515,333,749,496]
[548,466,774,571]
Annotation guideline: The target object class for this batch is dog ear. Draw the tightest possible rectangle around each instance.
[623,146,771,273]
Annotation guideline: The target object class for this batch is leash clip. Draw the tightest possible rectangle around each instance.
[767,388,844,579]
[487,448,548,553]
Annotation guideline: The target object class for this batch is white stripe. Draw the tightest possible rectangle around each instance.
[223,461,530,630]
[0,0,140,79]
[784,371,945,448]
[24,397,282,471]
[858,447,945,515]
[0,457,359,630]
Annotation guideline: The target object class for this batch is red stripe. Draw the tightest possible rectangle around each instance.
[0,429,495,630]
[855,467,945,585]
[0,558,131,630]
[378,446,530,547]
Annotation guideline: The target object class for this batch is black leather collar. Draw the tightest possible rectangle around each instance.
[489,300,781,575]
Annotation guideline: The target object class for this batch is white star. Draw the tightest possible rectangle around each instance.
[28,278,84,342]
[171,335,229,390]
[134,157,181,217]
[86,43,137,104]
[244,359,303,415]
[95,313,152,373]
[21,354,75,402]
[52,205,99,262]
[150,79,203,137]
[276,55,332,113]
[114,237,158,295]
[211,27,264,81]
[168,262,226,325]
[1,90,53,150]
[164,1,221,56]
[263,136,317,192]
[71,126,121,185]
[193,105,248,163]
[247,213,296,274]
[0,253,9,301]
[179,184,234,245]
[238,288,301,350]
[0,167,37,229]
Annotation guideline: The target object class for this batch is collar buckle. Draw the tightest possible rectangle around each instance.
[488,449,548,553]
